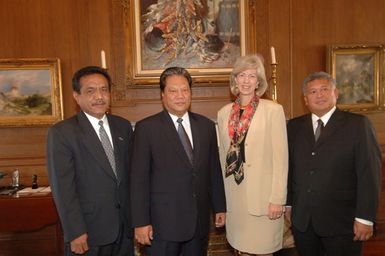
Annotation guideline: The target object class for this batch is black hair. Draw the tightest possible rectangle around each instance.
[72,66,112,93]
[159,67,192,92]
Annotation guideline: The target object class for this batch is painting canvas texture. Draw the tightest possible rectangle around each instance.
[335,54,375,105]
[0,69,53,116]
[139,0,241,70]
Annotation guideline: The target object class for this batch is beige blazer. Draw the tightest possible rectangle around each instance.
[217,99,288,216]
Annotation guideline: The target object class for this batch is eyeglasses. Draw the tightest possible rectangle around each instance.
[237,72,257,81]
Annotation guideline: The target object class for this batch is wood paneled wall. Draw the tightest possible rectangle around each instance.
[1,0,385,254]
[0,0,112,187]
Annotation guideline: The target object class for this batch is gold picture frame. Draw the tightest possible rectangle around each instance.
[128,0,247,85]
[327,44,384,112]
[0,58,63,126]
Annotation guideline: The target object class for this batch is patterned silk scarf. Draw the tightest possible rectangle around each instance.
[225,96,259,184]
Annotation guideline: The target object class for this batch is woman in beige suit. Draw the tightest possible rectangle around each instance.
[217,55,288,255]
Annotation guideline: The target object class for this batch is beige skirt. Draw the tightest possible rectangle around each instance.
[225,179,284,254]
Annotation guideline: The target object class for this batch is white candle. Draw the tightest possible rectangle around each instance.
[270,46,277,64]
[101,50,107,69]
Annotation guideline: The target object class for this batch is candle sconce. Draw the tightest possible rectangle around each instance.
[271,63,278,102]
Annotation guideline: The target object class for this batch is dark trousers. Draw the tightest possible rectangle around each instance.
[145,221,208,256]
[292,221,362,256]
[64,224,134,256]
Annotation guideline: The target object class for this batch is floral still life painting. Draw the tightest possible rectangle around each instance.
[335,54,375,105]
[327,44,383,112]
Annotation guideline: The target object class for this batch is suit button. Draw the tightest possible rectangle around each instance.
[311,152,316,156]
[307,189,312,193]
[193,193,197,198]
[115,203,121,209]
[309,170,314,175]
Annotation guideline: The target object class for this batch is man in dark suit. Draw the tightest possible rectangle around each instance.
[286,71,381,256]
[47,66,134,256]
[130,67,226,256]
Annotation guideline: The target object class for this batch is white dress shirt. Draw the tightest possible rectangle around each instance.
[311,106,336,133]
[84,112,114,149]
[168,112,194,148]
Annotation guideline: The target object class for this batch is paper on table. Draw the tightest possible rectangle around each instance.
[18,186,50,194]
[40,186,51,193]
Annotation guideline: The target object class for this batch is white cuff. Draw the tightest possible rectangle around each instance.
[355,217,373,226]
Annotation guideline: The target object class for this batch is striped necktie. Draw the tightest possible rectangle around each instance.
[98,120,117,177]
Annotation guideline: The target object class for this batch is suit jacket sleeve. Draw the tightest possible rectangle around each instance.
[269,104,288,205]
[210,121,226,213]
[130,122,152,227]
[355,116,382,222]
[47,126,87,242]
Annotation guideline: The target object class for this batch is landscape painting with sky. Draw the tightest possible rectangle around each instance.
[0,69,52,116]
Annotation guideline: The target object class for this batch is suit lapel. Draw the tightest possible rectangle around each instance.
[189,113,199,167]
[107,115,123,181]
[161,111,193,167]
[302,115,316,146]
[77,112,117,181]
[246,101,265,144]
[316,109,345,146]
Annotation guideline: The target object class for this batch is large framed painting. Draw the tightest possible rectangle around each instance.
[129,0,247,84]
[0,58,63,126]
[327,44,384,112]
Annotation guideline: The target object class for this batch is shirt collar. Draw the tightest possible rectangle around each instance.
[311,106,336,126]
[83,111,108,127]
[168,112,190,126]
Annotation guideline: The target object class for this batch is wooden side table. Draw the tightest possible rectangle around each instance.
[0,192,62,255]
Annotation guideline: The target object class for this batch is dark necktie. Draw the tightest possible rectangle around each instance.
[314,119,324,142]
[98,120,117,177]
[177,118,193,164]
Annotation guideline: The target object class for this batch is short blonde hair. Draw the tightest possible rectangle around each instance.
[230,54,268,96]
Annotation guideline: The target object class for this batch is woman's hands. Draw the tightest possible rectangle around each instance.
[268,203,284,220]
